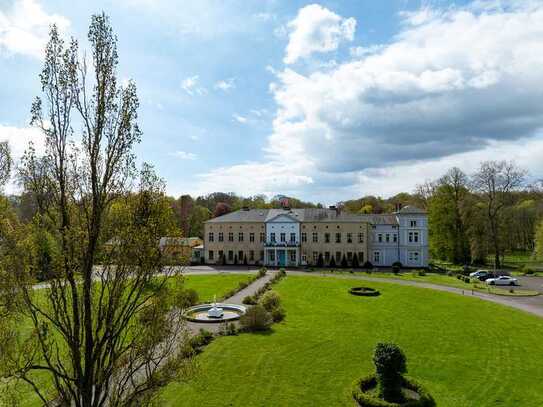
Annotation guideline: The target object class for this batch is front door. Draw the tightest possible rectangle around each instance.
[278,250,286,267]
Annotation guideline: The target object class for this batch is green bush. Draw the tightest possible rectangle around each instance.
[373,343,406,403]
[257,267,267,278]
[363,261,373,269]
[174,288,199,309]
[260,290,281,312]
[270,307,285,322]
[219,322,237,336]
[242,295,256,305]
[239,304,272,332]
[417,270,426,276]
[352,375,435,407]
[190,329,213,349]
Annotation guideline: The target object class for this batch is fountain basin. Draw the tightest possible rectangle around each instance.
[183,303,246,323]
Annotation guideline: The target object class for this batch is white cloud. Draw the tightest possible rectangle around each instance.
[253,12,275,22]
[180,75,206,96]
[0,0,70,59]
[170,150,197,160]
[196,2,543,201]
[233,114,248,124]
[0,124,45,159]
[284,4,356,64]
[214,78,235,92]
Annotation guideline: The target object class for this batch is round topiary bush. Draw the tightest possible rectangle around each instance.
[352,375,435,407]
[349,287,380,297]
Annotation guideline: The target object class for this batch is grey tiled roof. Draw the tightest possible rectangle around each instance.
[398,205,427,214]
[206,208,405,225]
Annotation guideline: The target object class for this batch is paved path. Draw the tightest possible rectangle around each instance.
[186,270,278,333]
[180,267,543,319]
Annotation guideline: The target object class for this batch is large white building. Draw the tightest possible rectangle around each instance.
[204,205,429,268]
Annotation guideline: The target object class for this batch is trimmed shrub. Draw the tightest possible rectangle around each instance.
[257,267,267,278]
[341,255,349,268]
[316,253,324,267]
[352,375,435,407]
[349,287,380,297]
[417,270,426,276]
[352,252,360,269]
[242,295,257,305]
[189,329,213,349]
[270,307,285,322]
[239,304,272,332]
[219,322,237,336]
[363,261,373,269]
[260,290,281,312]
[329,257,336,268]
[373,343,406,403]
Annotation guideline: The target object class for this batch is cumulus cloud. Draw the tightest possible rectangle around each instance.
[0,124,45,158]
[197,2,543,201]
[214,78,235,92]
[180,75,206,96]
[0,0,70,59]
[170,150,197,160]
[232,114,248,124]
[284,4,356,64]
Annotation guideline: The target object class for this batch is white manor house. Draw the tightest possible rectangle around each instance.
[203,205,428,268]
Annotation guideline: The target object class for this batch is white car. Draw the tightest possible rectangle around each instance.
[485,275,518,286]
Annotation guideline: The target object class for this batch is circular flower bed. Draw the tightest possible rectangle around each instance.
[352,375,435,407]
[349,287,380,297]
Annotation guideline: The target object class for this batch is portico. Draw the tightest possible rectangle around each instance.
[264,243,300,267]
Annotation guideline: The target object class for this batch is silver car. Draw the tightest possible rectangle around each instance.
[485,275,518,286]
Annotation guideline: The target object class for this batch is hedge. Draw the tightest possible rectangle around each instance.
[349,287,381,297]
[352,375,435,407]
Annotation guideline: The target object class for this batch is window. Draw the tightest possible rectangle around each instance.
[373,251,380,264]
[239,232,244,242]
[335,251,341,262]
[410,220,417,227]
[385,234,390,243]
[378,234,383,243]
[347,233,352,243]
[408,232,419,243]
[249,250,254,261]
[228,232,233,242]
[312,232,318,243]
[325,233,330,243]
[347,252,353,261]
[280,233,286,242]
[313,251,319,264]
[260,250,264,260]
[301,254,307,263]
[260,232,265,243]
[208,250,214,260]
[238,251,243,261]
[218,250,223,260]
[358,233,364,243]
[208,232,214,242]
[408,251,420,262]
[335,233,341,243]
[290,233,296,242]
[290,251,296,262]
[301,232,307,242]
[393,234,397,243]
[218,232,224,242]
[269,251,275,262]
[271,233,276,242]
[249,233,255,242]
[228,250,233,261]
[324,252,330,262]
[358,252,364,263]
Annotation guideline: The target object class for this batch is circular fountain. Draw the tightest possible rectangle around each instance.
[183,296,246,323]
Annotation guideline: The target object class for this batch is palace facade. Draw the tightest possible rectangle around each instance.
[203,206,428,268]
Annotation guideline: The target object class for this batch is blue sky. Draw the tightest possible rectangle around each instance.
[1,0,542,203]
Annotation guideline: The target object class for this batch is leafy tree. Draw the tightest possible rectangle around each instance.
[472,161,526,269]
[239,304,272,331]
[0,141,11,190]
[2,16,191,405]
[536,219,543,260]
[373,343,407,403]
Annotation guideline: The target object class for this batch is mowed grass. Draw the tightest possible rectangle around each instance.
[10,273,254,407]
[157,275,543,407]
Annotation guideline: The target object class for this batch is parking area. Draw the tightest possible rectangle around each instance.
[516,276,543,293]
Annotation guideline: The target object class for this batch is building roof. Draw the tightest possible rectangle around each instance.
[205,208,406,225]
[397,205,426,215]
[159,237,202,248]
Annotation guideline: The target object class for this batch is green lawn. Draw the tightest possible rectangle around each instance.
[8,273,254,407]
[315,270,540,296]
[157,275,543,407]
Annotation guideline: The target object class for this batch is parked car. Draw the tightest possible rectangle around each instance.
[469,270,492,280]
[485,275,518,286]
